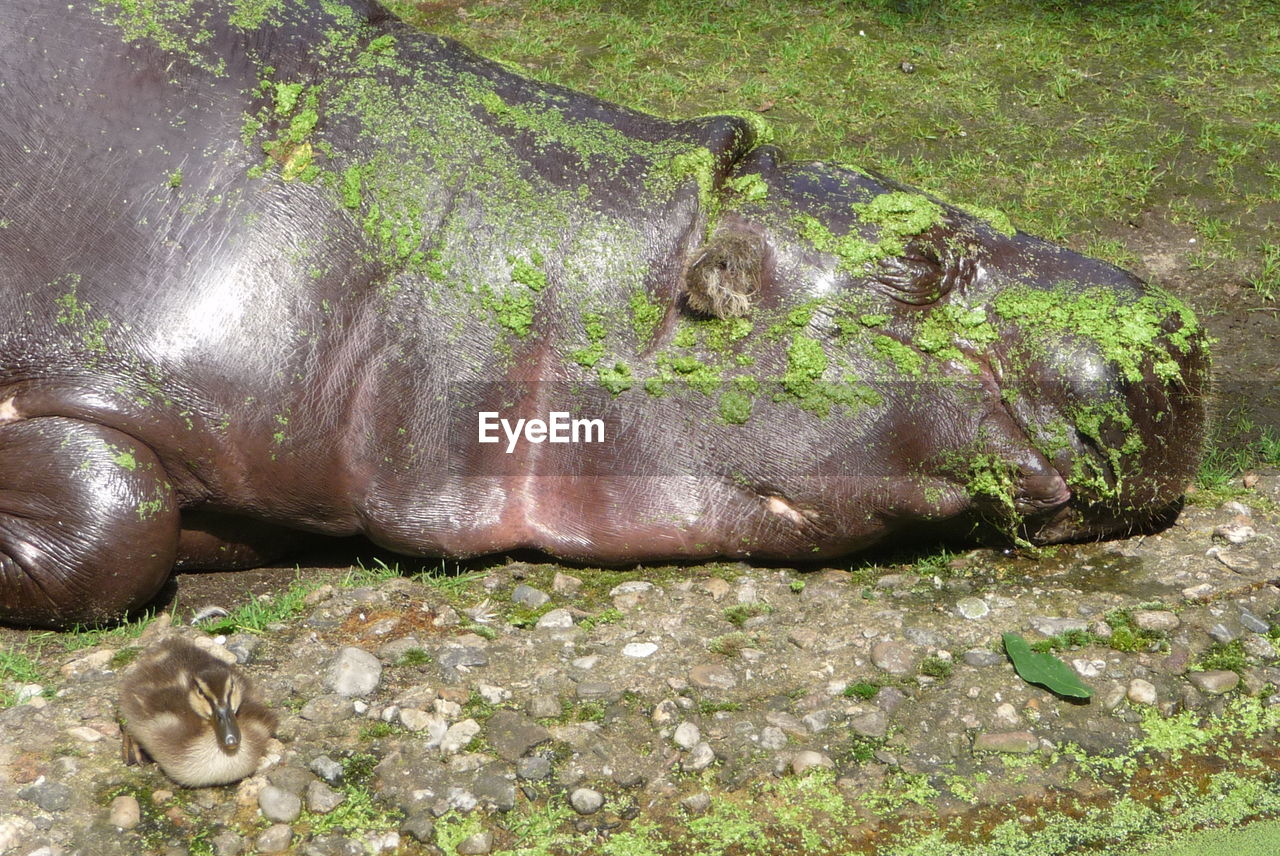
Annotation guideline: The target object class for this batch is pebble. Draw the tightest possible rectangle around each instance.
[552,572,582,594]
[108,795,141,829]
[681,792,712,814]
[673,722,701,750]
[512,584,551,608]
[973,731,1038,754]
[401,812,435,844]
[0,818,34,853]
[570,788,605,815]
[535,609,574,629]
[306,781,347,814]
[1239,609,1270,635]
[790,750,835,775]
[1183,583,1215,601]
[956,597,989,619]
[516,756,552,781]
[576,682,617,701]
[1213,522,1256,545]
[18,780,71,812]
[610,581,654,597]
[689,664,737,690]
[211,830,246,856]
[760,726,787,750]
[486,710,552,762]
[1029,617,1088,636]
[1188,670,1240,695]
[849,711,887,739]
[701,578,731,601]
[1133,610,1180,632]
[683,742,716,771]
[651,699,679,726]
[478,683,512,704]
[256,824,294,854]
[528,695,563,719]
[622,642,659,658]
[1127,679,1157,705]
[963,649,1005,667]
[456,831,494,855]
[324,647,382,697]
[259,785,302,823]
[871,641,917,675]
[1209,623,1239,644]
[440,719,482,754]
[67,726,104,743]
[309,755,344,785]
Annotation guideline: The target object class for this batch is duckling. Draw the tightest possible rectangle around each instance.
[119,637,277,787]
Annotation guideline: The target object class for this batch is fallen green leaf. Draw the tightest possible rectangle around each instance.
[1002,632,1092,699]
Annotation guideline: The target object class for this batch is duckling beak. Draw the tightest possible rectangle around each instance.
[213,704,241,750]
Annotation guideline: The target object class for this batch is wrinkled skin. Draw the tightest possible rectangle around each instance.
[0,0,1208,627]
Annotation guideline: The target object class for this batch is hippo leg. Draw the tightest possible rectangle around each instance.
[175,511,315,571]
[0,418,180,628]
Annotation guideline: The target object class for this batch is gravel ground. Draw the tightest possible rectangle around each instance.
[0,472,1278,855]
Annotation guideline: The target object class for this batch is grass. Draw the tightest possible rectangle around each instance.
[200,576,319,635]
[393,0,1279,277]
[1192,419,1280,507]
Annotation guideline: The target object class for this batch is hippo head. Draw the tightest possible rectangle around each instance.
[689,145,1209,548]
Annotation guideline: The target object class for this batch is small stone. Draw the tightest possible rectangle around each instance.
[398,709,446,739]
[300,694,355,723]
[651,699,679,726]
[760,726,787,750]
[67,725,105,743]
[701,578,731,601]
[681,792,712,814]
[570,788,604,815]
[325,647,382,697]
[803,710,833,734]
[1188,670,1240,695]
[552,573,582,594]
[1183,583,1214,601]
[571,655,599,670]
[512,584,551,608]
[516,756,551,781]
[1240,610,1271,635]
[0,817,35,853]
[1213,522,1256,545]
[527,695,562,719]
[259,785,302,823]
[1127,679,1157,706]
[306,781,347,814]
[973,731,1038,754]
[1029,617,1088,636]
[1133,611,1180,632]
[787,628,820,650]
[963,649,1005,667]
[478,683,512,705]
[673,722,701,750]
[1209,623,1239,644]
[683,742,716,771]
[211,830,246,856]
[790,750,834,775]
[456,831,494,855]
[1073,659,1106,678]
[899,60,916,73]
[400,812,436,844]
[535,609,573,629]
[440,719,482,754]
[609,581,654,597]
[256,824,294,854]
[575,682,618,701]
[309,755,344,786]
[622,642,658,658]
[18,780,71,812]
[849,711,887,739]
[109,795,141,829]
[871,641,917,675]
[956,597,989,620]
[689,664,737,690]
[486,710,552,762]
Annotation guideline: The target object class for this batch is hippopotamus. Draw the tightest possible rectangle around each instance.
[0,0,1208,628]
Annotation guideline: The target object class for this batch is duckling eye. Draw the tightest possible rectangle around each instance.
[187,686,215,719]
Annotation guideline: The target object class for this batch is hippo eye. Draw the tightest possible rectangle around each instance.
[872,242,973,305]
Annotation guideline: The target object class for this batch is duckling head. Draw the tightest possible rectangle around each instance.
[187,668,245,753]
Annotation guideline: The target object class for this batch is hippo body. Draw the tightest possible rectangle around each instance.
[0,0,1207,627]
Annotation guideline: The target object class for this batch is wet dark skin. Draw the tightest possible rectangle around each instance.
[0,0,1208,627]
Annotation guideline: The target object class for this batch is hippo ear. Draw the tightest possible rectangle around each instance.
[683,231,765,319]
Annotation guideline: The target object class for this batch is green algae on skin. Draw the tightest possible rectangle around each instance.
[96,0,226,75]
[629,290,662,345]
[994,285,1201,384]
[795,191,945,274]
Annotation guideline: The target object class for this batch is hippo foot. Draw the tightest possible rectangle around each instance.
[0,418,179,628]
